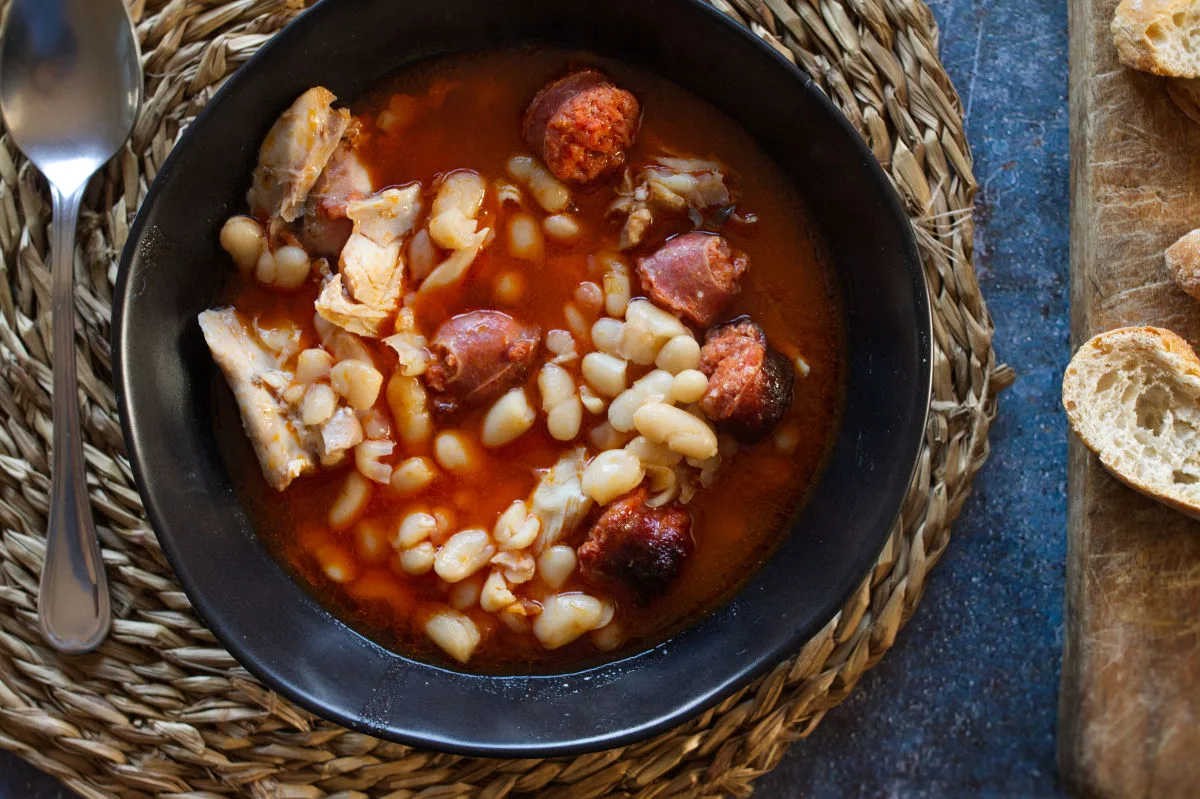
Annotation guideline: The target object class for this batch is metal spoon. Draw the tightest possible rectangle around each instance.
[0,0,142,653]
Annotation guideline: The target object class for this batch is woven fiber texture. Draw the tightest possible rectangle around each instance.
[0,0,1012,796]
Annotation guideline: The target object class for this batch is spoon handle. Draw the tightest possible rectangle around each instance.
[38,181,110,654]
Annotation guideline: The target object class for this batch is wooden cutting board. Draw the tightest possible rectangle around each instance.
[1064,0,1200,795]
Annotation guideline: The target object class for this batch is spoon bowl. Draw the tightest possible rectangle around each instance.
[0,0,142,653]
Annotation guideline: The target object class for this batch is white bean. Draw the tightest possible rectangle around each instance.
[481,388,536,448]
[355,519,390,563]
[592,621,625,651]
[254,248,277,285]
[300,383,336,426]
[656,335,701,374]
[546,329,577,363]
[774,421,801,454]
[582,449,645,504]
[386,373,432,445]
[507,213,544,261]
[429,207,479,250]
[493,270,525,304]
[396,511,438,548]
[449,576,482,610]
[589,421,632,451]
[602,259,632,318]
[434,431,480,473]
[492,550,536,583]
[579,384,606,415]
[563,303,590,342]
[355,439,394,484]
[360,408,393,440]
[494,500,540,551]
[315,545,356,584]
[296,348,334,384]
[607,369,674,432]
[671,369,709,404]
[621,300,689,365]
[537,546,576,590]
[544,213,582,242]
[425,608,481,663]
[632,402,719,460]
[574,281,604,315]
[480,570,517,612]
[533,593,606,649]
[329,471,373,531]
[506,154,570,213]
[390,457,438,496]
[331,359,383,411]
[432,170,487,219]
[539,364,581,441]
[591,318,625,355]
[581,352,628,398]
[434,528,495,582]
[625,435,684,467]
[220,215,265,275]
[399,541,436,575]
[273,245,311,289]
[283,384,306,405]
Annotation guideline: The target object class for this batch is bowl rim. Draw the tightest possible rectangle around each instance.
[112,0,932,756]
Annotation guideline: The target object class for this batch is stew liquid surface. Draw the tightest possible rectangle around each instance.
[220,48,845,671]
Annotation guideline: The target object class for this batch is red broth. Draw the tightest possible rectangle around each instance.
[221,49,844,670]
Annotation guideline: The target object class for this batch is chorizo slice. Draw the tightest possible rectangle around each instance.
[635,232,749,327]
[522,69,640,184]
[578,486,694,605]
[424,310,541,412]
[698,317,794,442]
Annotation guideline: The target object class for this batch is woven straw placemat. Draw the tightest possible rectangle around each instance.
[0,0,1012,796]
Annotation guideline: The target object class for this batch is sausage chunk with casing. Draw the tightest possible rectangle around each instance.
[698,317,794,442]
[425,310,541,414]
[522,70,640,184]
[636,232,750,327]
[578,487,694,605]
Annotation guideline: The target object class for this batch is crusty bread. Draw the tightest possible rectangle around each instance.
[1166,228,1200,299]
[1063,326,1200,520]
[1112,0,1200,78]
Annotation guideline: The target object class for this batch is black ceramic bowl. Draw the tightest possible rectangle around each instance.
[113,0,930,756]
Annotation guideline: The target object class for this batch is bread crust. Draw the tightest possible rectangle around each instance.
[1166,228,1200,299]
[1112,0,1200,78]
[1063,326,1200,521]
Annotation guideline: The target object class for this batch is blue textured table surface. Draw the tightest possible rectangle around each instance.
[0,0,1068,794]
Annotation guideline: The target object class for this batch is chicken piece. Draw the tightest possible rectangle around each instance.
[315,185,423,338]
[636,232,749,327]
[698,317,794,442]
[424,310,542,413]
[315,275,392,338]
[530,448,594,552]
[248,87,350,224]
[300,142,373,259]
[318,406,364,467]
[608,156,740,249]
[578,486,694,605]
[198,308,316,490]
[340,186,422,309]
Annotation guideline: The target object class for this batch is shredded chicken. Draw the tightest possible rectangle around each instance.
[248,87,350,224]
[316,185,423,337]
[530,448,594,552]
[608,155,744,249]
[198,308,317,490]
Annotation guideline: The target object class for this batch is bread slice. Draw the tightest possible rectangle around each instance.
[1166,228,1200,300]
[1063,326,1200,520]
[1112,0,1200,78]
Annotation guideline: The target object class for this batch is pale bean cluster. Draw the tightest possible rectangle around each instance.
[262,157,751,667]
[219,215,313,290]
